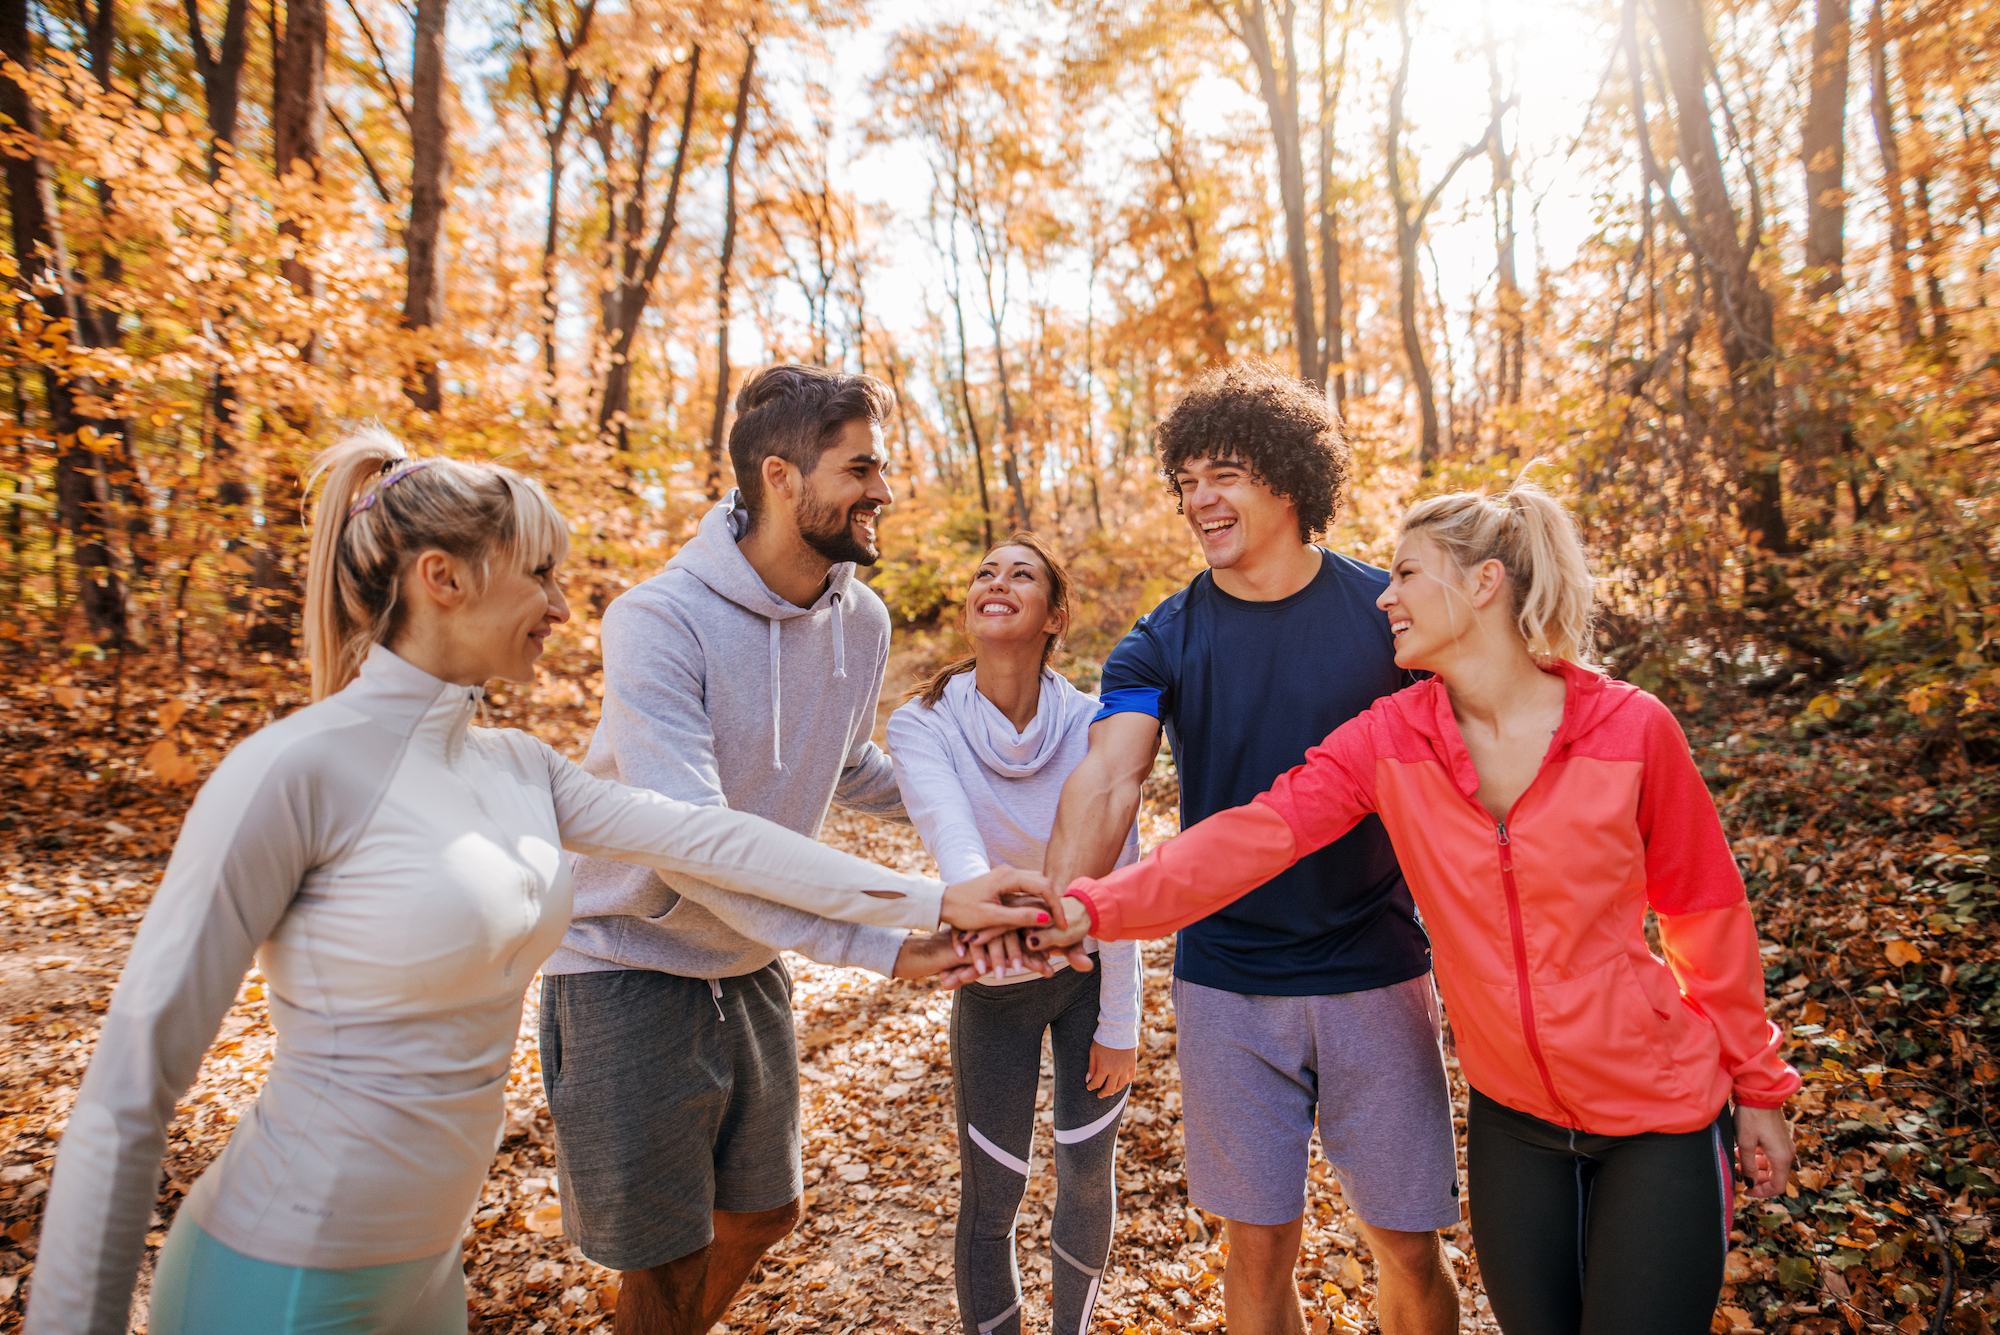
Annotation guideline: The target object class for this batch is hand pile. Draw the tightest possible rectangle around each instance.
[891,874,1104,987]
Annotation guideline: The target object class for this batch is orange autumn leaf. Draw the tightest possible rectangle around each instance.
[144,738,199,787]
[1883,940,1922,967]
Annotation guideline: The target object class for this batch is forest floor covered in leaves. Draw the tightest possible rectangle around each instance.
[0,647,1995,1334]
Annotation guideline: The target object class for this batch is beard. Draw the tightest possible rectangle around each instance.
[797,480,881,566]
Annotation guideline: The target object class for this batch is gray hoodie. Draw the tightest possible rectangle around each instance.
[544,491,911,980]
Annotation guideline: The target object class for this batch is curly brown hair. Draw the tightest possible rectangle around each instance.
[1154,359,1350,542]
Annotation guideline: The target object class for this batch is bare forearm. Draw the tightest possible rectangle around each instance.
[1044,767,1143,894]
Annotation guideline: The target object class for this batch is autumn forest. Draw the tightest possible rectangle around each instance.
[0,0,1996,1328]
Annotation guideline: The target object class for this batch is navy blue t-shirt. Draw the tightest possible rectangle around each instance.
[1094,548,1431,996]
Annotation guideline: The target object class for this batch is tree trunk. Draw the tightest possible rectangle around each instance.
[944,235,994,549]
[1156,113,1228,362]
[401,0,449,412]
[1651,0,1790,551]
[272,0,326,304]
[1230,0,1318,384]
[0,0,128,643]
[1485,7,1523,409]
[1803,0,1849,300]
[1318,0,1346,407]
[186,0,250,165]
[528,0,596,408]
[77,0,152,592]
[1387,0,1444,463]
[599,48,701,450]
[704,37,756,501]
[1799,0,1849,529]
[257,0,328,652]
[185,0,250,517]
[1912,170,1947,340]
[978,276,1033,531]
[1868,0,1919,345]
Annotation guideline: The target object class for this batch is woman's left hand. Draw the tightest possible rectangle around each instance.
[1734,1104,1794,1198]
[1085,1043,1137,1096]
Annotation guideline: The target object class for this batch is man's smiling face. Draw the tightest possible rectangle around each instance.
[797,418,894,566]
[1172,455,1302,572]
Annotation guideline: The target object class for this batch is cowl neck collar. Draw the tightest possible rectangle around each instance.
[938,668,1071,779]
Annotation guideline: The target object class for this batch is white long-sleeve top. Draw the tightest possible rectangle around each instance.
[886,669,1142,1049]
[28,646,948,1335]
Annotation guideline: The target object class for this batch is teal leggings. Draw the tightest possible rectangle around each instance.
[150,1212,466,1335]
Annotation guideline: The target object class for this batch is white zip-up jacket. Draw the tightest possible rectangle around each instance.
[28,646,947,1335]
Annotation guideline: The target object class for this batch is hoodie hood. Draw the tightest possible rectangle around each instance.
[936,668,1073,779]
[1407,661,1642,801]
[665,489,858,622]
[666,489,860,768]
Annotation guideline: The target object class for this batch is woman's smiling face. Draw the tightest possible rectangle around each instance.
[965,544,1063,651]
[1377,532,1476,672]
[460,550,572,684]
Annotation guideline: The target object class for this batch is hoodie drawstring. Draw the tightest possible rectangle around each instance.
[831,593,847,680]
[769,595,847,771]
[768,619,784,772]
[709,978,726,1022]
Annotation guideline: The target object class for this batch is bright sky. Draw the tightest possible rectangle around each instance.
[787,0,1621,366]
[443,0,1629,383]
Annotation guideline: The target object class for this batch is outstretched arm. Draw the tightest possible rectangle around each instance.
[1033,802,1299,949]
[1043,712,1162,899]
[1003,711,1161,969]
[1029,710,1383,953]
[28,736,328,1335]
[548,746,1056,933]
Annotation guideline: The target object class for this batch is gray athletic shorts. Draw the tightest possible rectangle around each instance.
[540,961,802,1271]
[1172,972,1460,1232]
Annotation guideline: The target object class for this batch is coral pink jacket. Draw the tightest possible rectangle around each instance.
[1070,663,1799,1136]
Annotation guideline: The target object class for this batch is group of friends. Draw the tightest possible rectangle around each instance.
[23,359,1798,1335]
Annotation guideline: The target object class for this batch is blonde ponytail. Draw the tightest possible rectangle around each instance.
[1398,469,1597,667]
[303,429,571,700]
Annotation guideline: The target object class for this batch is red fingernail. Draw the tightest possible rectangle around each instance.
[1037,912,1050,924]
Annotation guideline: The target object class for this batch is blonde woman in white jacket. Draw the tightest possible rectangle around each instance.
[25,433,1055,1335]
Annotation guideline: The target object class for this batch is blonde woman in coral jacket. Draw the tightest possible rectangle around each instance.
[26,433,1056,1335]
[1026,479,1798,1335]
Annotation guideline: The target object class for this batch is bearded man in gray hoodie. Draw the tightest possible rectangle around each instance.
[541,366,959,1334]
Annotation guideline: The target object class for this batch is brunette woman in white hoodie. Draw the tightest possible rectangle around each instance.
[24,434,1056,1335]
[887,534,1142,1335]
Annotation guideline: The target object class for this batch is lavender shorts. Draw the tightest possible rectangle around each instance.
[1171,972,1460,1231]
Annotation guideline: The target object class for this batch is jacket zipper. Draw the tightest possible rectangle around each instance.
[1496,820,1581,1128]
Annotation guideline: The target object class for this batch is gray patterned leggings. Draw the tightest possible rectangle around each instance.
[950,962,1127,1335]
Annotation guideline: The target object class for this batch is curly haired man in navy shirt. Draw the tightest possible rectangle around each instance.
[1039,361,1461,1335]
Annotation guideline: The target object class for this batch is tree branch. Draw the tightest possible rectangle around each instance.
[340,0,410,126]
[330,102,395,202]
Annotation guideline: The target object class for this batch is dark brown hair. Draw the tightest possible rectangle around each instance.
[1154,358,1350,542]
[909,532,1074,709]
[728,364,896,521]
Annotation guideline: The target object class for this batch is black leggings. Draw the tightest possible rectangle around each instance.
[950,963,1126,1335]
[1467,1088,1735,1335]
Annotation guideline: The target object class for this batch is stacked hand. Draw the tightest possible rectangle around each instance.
[938,866,1063,932]
[904,880,1110,990]
[930,886,1096,988]
[1025,893,1094,954]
